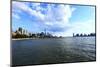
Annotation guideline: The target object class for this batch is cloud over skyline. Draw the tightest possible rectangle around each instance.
[12,1,95,36]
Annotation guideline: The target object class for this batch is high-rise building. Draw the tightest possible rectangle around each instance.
[18,27,23,34]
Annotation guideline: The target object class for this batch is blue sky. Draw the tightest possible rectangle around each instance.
[12,1,95,36]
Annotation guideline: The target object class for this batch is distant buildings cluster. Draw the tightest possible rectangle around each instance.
[12,27,59,38]
[14,27,29,35]
[73,33,96,37]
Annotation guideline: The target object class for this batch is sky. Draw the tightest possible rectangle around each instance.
[12,1,95,36]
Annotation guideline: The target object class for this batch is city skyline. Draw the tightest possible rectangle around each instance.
[12,27,96,39]
[12,1,95,36]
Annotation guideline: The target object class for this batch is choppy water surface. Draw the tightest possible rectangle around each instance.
[12,37,96,66]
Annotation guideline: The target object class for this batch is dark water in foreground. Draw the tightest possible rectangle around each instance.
[12,37,96,66]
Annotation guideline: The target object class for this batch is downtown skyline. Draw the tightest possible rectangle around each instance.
[12,1,95,36]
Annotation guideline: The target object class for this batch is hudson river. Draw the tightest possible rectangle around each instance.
[12,37,96,66]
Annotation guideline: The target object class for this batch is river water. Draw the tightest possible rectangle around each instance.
[12,37,96,66]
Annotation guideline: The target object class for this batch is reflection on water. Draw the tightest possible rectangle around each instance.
[12,37,96,66]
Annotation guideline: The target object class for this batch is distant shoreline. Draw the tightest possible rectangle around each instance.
[12,38,36,40]
[12,38,62,40]
[12,37,68,40]
[12,36,95,40]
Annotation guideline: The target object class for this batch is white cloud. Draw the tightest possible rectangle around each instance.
[40,4,76,31]
[12,2,45,21]
[12,13,20,20]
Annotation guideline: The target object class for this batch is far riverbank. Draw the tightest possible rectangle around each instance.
[12,37,65,40]
[12,36,95,40]
[12,38,36,40]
